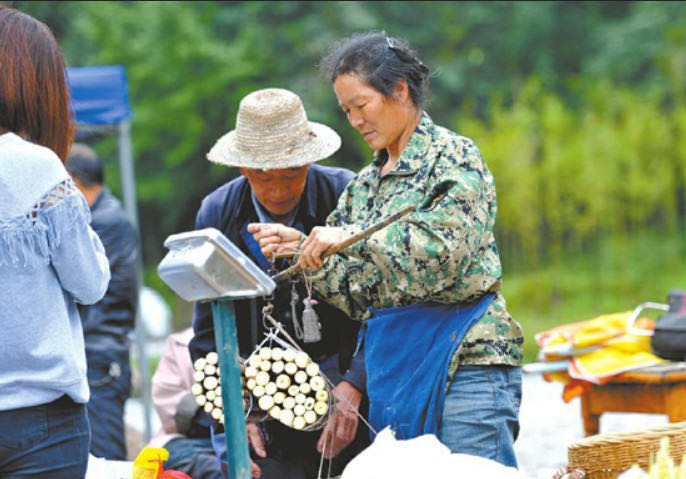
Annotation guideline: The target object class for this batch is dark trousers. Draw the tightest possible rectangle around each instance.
[86,356,131,460]
[0,395,90,478]
[165,437,224,479]
[212,412,370,479]
[259,420,368,479]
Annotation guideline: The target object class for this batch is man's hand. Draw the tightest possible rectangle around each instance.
[247,423,265,478]
[317,381,361,459]
[250,459,261,479]
[248,223,302,258]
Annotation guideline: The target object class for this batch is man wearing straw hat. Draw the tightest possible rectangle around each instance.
[189,88,368,478]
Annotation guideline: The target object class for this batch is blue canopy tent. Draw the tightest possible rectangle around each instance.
[67,65,153,443]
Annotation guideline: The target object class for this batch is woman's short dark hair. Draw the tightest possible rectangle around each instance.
[319,32,430,109]
[0,7,74,162]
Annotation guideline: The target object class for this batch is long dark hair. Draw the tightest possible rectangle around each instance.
[0,7,74,162]
[319,31,431,109]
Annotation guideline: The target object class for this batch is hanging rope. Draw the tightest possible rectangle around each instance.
[291,280,304,340]
[261,242,375,478]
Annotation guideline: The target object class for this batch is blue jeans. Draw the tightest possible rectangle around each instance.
[87,355,131,460]
[0,395,90,478]
[439,365,522,468]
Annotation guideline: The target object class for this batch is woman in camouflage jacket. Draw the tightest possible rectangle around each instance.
[250,32,524,468]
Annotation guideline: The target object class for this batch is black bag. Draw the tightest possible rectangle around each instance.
[651,290,686,361]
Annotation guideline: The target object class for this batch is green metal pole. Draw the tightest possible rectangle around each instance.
[211,299,251,479]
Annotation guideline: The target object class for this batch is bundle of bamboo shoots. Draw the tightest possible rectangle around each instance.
[190,351,228,425]
[243,346,330,430]
[190,347,331,430]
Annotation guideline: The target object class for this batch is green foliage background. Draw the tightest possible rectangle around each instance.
[10,1,686,361]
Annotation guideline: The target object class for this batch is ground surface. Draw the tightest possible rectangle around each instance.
[514,373,666,478]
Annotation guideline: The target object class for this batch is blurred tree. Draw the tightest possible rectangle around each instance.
[10,0,686,276]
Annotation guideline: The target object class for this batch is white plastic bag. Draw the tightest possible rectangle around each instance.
[86,454,133,479]
[342,427,527,479]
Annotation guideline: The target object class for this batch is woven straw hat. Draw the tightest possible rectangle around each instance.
[207,88,341,170]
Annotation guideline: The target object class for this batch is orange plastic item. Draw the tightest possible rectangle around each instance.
[537,312,662,402]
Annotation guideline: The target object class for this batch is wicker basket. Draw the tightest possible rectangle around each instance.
[567,421,686,478]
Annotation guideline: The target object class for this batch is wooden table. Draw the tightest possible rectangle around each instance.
[581,362,686,436]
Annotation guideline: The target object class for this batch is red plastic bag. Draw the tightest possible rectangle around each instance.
[161,471,193,479]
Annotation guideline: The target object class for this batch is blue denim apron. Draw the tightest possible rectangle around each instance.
[360,294,495,440]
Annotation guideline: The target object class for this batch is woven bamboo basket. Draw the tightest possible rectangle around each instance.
[567,421,686,478]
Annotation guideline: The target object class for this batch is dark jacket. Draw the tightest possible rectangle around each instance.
[189,164,365,390]
[79,188,139,364]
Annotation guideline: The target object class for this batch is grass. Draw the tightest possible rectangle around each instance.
[503,230,686,363]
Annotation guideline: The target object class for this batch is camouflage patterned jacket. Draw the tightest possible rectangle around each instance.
[309,113,523,372]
